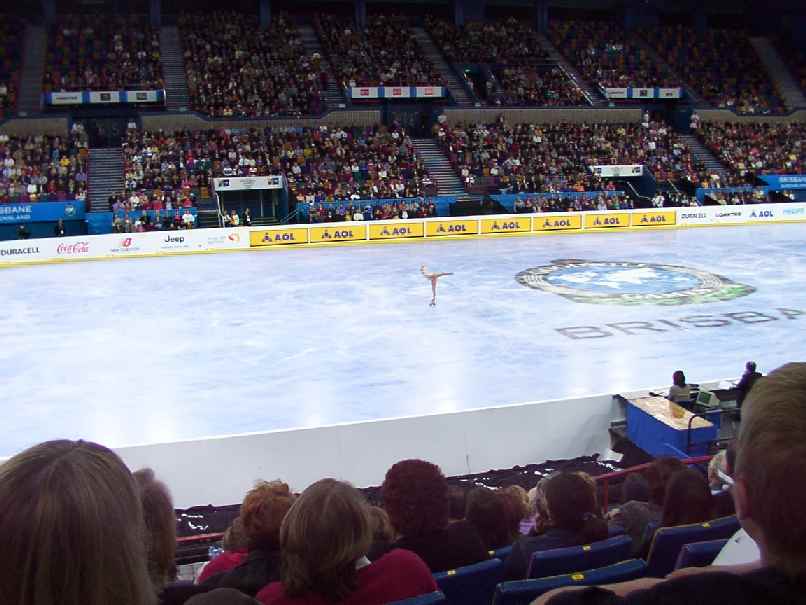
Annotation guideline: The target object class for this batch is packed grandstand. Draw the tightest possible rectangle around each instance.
[1,2,805,605]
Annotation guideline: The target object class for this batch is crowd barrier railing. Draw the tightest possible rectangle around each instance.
[2,202,806,266]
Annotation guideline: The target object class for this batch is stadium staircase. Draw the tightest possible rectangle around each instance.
[411,27,476,108]
[635,39,707,107]
[160,26,191,112]
[298,24,346,111]
[196,211,220,229]
[678,134,731,183]
[749,37,806,111]
[412,138,470,202]
[17,25,47,116]
[537,34,606,107]
[88,148,124,212]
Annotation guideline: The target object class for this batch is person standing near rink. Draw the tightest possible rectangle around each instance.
[421,265,453,307]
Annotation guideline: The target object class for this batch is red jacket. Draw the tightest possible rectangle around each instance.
[257,549,436,605]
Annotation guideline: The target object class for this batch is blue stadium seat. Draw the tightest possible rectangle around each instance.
[674,539,729,570]
[528,535,632,579]
[493,559,647,605]
[490,545,514,559]
[434,558,505,605]
[387,591,447,605]
[645,516,740,577]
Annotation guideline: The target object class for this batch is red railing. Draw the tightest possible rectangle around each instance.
[594,455,712,512]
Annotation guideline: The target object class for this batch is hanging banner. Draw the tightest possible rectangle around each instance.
[213,176,284,191]
[590,165,644,178]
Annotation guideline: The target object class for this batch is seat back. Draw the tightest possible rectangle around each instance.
[387,591,447,605]
[434,558,504,605]
[493,559,647,605]
[490,545,513,560]
[528,535,632,579]
[675,539,729,570]
[646,516,740,577]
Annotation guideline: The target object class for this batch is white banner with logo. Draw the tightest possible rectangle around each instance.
[50,91,84,105]
[89,91,122,104]
[633,87,653,98]
[604,88,628,99]
[213,176,284,191]
[589,164,644,178]
[415,86,445,98]
[676,203,806,226]
[659,88,682,99]
[124,90,161,103]
[386,86,411,98]
[351,87,380,99]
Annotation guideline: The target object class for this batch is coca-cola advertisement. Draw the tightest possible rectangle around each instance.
[56,241,90,256]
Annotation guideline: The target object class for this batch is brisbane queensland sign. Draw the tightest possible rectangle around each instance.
[516,259,803,340]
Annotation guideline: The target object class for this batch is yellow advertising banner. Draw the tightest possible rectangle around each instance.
[584,213,631,229]
[631,210,677,227]
[250,228,309,247]
[532,214,583,231]
[368,222,425,240]
[425,219,479,237]
[480,217,531,234]
[309,225,368,243]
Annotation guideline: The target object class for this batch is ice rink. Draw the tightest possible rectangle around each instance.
[1,223,805,457]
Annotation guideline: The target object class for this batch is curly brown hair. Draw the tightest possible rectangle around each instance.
[382,459,449,537]
[240,480,294,550]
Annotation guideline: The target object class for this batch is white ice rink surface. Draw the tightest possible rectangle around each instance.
[1,223,805,457]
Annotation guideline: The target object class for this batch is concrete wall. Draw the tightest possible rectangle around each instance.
[443,107,643,125]
[140,110,382,132]
[698,109,806,124]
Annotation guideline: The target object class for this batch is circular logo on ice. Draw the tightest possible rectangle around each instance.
[515,260,755,306]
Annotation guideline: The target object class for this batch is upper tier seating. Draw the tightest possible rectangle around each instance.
[424,16,550,64]
[698,122,806,179]
[492,65,587,107]
[43,15,163,92]
[315,14,443,90]
[643,26,786,114]
[0,15,21,117]
[179,11,326,118]
[549,19,678,89]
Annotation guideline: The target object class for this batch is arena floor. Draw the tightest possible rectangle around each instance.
[2,223,805,457]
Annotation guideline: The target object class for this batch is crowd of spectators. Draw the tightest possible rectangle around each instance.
[513,193,633,213]
[122,125,432,205]
[0,15,20,117]
[315,14,442,90]
[425,16,550,64]
[434,116,703,194]
[491,65,587,107]
[0,127,89,204]
[179,12,326,118]
[644,26,785,114]
[549,19,678,89]
[4,362,806,605]
[698,122,806,179]
[43,15,163,92]
[704,189,770,205]
[307,198,437,223]
[774,37,806,97]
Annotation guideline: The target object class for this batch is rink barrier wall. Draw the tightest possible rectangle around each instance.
[2,203,806,267]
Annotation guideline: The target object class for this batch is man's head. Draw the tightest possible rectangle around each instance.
[746,361,757,373]
[733,363,806,574]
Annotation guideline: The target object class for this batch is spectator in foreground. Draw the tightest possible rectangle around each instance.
[465,487,513,550]
[503,471,609,580]
[367,505,395,560]
[134,468,177,592]
[659,468,714,528]
[608,457,685,556]
[0,439,154,605]
[257,478,437,605]
[197,518,249,584]
[381,459,488,572]
[203,481,294,596]
[538,363,806,604]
